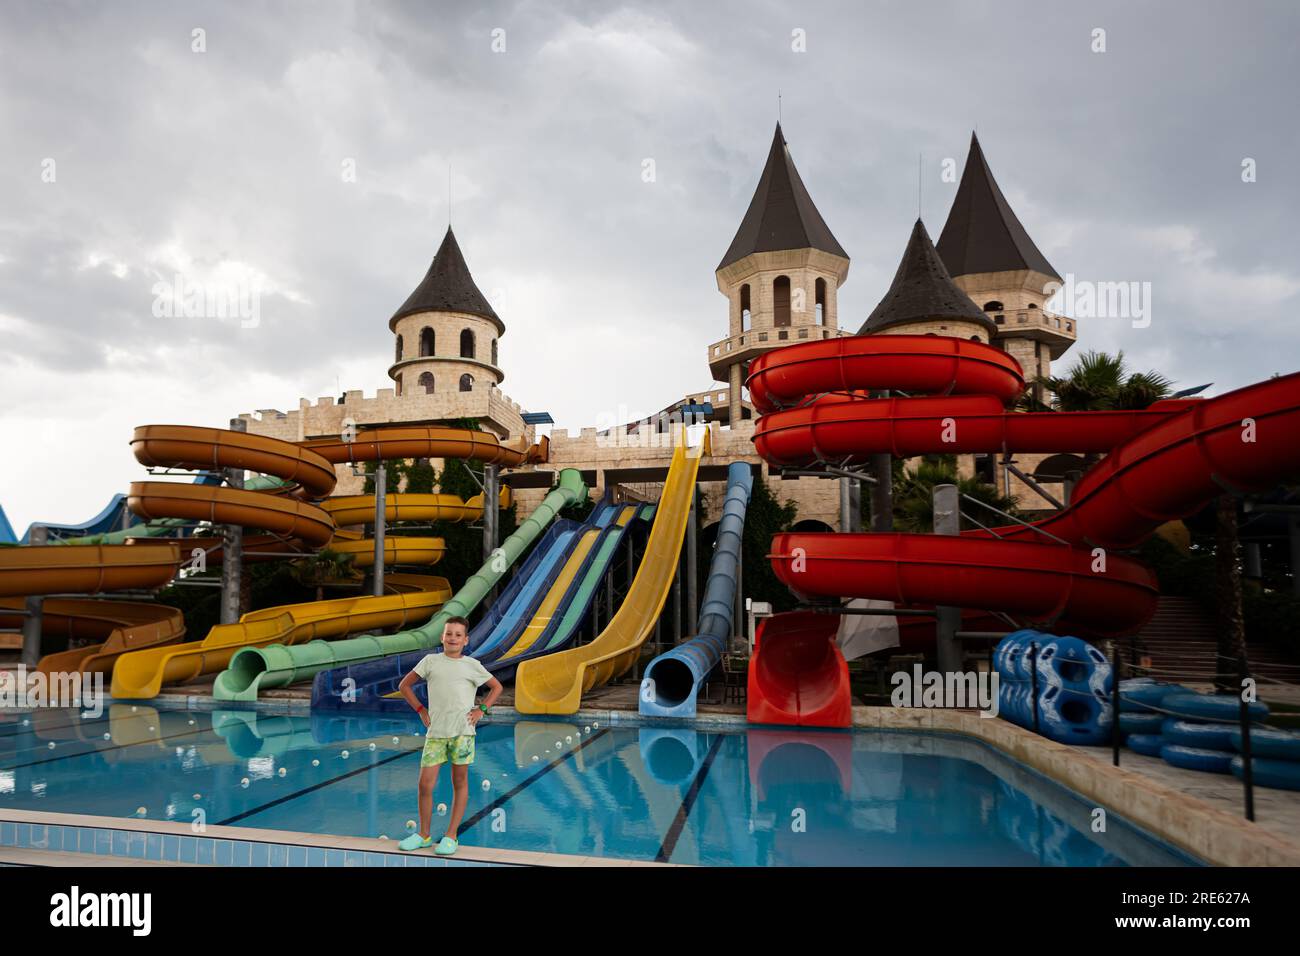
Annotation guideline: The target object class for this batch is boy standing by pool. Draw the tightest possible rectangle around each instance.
[397,616,503,856]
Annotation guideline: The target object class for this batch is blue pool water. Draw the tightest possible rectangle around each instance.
[0,703,1196,866]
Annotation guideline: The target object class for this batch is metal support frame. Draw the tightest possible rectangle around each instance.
[1004,462,1065,511]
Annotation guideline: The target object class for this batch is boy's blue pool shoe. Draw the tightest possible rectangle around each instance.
[434,837,459,856]
[399,833,434,852]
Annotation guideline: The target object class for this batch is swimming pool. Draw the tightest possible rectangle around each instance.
[0,703,1196,866]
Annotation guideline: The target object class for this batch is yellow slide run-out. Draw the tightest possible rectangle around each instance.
[110,573,451,699]
[514,429,709,714]
[497,505,637,662]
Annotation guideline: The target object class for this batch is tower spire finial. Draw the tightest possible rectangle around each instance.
[778,90,782,125]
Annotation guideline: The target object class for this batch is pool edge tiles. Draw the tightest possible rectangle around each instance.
[0,808,680,868]
[867,705,1300,867]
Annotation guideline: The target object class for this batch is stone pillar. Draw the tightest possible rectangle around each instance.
[728,363,743,428]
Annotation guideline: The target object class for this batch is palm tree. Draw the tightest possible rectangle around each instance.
[893,457,1018,533]
[292,548,359,601]
[1031,349,1174,412]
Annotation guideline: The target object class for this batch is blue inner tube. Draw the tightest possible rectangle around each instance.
[1231,755,1300,791]
[1119,712,1165,735]
[1162,693,1270,723]
[1119,682,1193,713]
[1161,744,1235,774]
[1126,733,1165,757]
[1230,727,1300,760]
[1162,719,1237,752]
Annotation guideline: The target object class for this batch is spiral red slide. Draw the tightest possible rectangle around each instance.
[745,335,1300,727]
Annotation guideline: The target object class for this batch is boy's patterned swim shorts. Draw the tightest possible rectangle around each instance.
[420,734,475,767]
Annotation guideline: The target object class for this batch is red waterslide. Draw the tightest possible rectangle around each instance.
[745,335,1300,727]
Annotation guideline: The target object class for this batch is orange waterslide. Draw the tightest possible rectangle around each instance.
[0,597,185,677]
[0,543,182,599]
[3,422,545,676]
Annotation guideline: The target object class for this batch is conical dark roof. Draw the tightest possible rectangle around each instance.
[390,227,503,333]
[860,219,994,335]
[718,123,848,271]
[936,133,1060,282]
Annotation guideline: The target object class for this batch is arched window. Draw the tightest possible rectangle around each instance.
[1027,303,1038,310]
[491,338,498,366]
[418,371,434,394]
[773,276,791,327]
[740,284,751,331]
[395,373,403,396]
[459,373,473,392]
[815,278,827,325]
[982,301,1004,312]
[395,335,404,362]
[420,327,435,356]
[970,335,982,342]
[460,329,475,359]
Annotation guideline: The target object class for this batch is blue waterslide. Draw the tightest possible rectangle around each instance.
[0,494,136,544]
[310,502,616,711]
[468,527,581,660]
[0,473,227,545]
[484,503,654,682]
[639,461,753,718]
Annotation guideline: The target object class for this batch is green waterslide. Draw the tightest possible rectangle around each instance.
[211,468,588,701]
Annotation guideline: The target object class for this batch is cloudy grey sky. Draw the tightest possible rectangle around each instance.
[2,1,1298,530]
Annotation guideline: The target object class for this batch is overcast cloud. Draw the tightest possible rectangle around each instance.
[2,1,1298,530]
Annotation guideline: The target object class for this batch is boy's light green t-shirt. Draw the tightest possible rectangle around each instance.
[413,652,492,738]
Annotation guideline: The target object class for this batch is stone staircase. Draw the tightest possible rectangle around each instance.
[1118,596,1300,685]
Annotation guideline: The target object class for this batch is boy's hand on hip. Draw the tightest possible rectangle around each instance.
[467,709,482,727]
[419,711,431,729]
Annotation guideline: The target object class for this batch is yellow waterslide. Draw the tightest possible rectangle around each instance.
[514,430,709,714]
[320,487,511,527]
[110,573,451,699]
[497,505,637,662]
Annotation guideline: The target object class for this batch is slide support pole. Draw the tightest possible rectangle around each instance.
[685,490,698,636]
[372,461,386,597]
[20,526,47,667]
[220,418,246,624]
[933,483,962,675]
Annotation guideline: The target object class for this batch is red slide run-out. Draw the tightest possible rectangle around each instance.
[745,335,1300,727]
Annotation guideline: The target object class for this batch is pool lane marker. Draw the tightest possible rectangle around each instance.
[456,727,613,837]
[654,733,725,864]
[0,726,210,771]
[0,712,108,740]
[216,749,417,826]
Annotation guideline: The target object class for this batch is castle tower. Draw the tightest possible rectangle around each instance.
[859,218,994,341]
[387,226,505,399]
[709,123,850,426]
[936,132,1076,392]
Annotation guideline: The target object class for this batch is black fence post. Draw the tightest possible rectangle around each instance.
[1030,642,1040,734]
[1238,652,1255,822]
[1112,641,1122,767]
